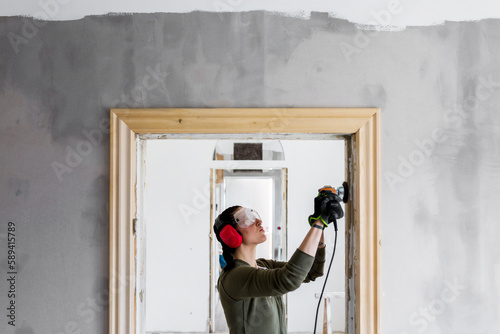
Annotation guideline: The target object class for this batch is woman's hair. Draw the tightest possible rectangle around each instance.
[215,205,242,272]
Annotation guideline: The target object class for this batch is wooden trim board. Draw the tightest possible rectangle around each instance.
[109,108,381,334]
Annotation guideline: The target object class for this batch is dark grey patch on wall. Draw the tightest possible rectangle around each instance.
[1,12,500,334]
[79,175,109,247]
[7,178,30,200]
[360,84,387,109]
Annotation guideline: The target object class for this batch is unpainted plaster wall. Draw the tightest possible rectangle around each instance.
[0,12,499,333]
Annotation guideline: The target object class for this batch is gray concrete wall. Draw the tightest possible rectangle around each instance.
[0,12,499,333]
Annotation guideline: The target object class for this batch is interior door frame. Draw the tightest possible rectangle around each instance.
[109,108,381,334]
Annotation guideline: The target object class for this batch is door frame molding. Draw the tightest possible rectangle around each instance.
[109,108,381,334]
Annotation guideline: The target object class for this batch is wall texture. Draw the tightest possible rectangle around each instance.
[0,12,499,334]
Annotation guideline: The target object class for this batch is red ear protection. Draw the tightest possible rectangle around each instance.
[219,225,242,248]
[214,208,244,249]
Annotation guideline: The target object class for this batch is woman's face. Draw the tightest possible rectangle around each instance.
[234,207,267,245]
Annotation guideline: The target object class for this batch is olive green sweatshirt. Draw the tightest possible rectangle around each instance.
[217,247,326,334]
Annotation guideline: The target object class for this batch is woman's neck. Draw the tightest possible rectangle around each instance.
[233,244,258,268]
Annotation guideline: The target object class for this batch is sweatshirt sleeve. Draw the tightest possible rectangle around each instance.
[302,246,326,283]
[222,249,315,300]
[258,247,326,283]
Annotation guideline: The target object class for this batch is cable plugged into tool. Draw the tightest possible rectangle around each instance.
[313,182,349,334]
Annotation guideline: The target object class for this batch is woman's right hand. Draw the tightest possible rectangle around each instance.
[308,191,344,227]
[308,193,332,227]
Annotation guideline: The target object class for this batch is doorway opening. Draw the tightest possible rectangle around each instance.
[109,108,381,334]
[140,137,345,333]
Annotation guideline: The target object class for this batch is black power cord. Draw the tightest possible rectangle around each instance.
[312,182,348,333]
[313,224,338,334]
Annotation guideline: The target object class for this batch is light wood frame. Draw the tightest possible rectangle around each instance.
[109,108,381,334]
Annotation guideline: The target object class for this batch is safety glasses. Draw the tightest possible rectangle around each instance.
[233,208,261,229]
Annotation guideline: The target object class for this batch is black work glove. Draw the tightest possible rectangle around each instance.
[308,190,344,228]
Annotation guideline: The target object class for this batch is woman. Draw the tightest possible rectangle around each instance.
[213,192,343,334]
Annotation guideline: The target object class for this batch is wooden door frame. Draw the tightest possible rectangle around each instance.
[109,108,381,334]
